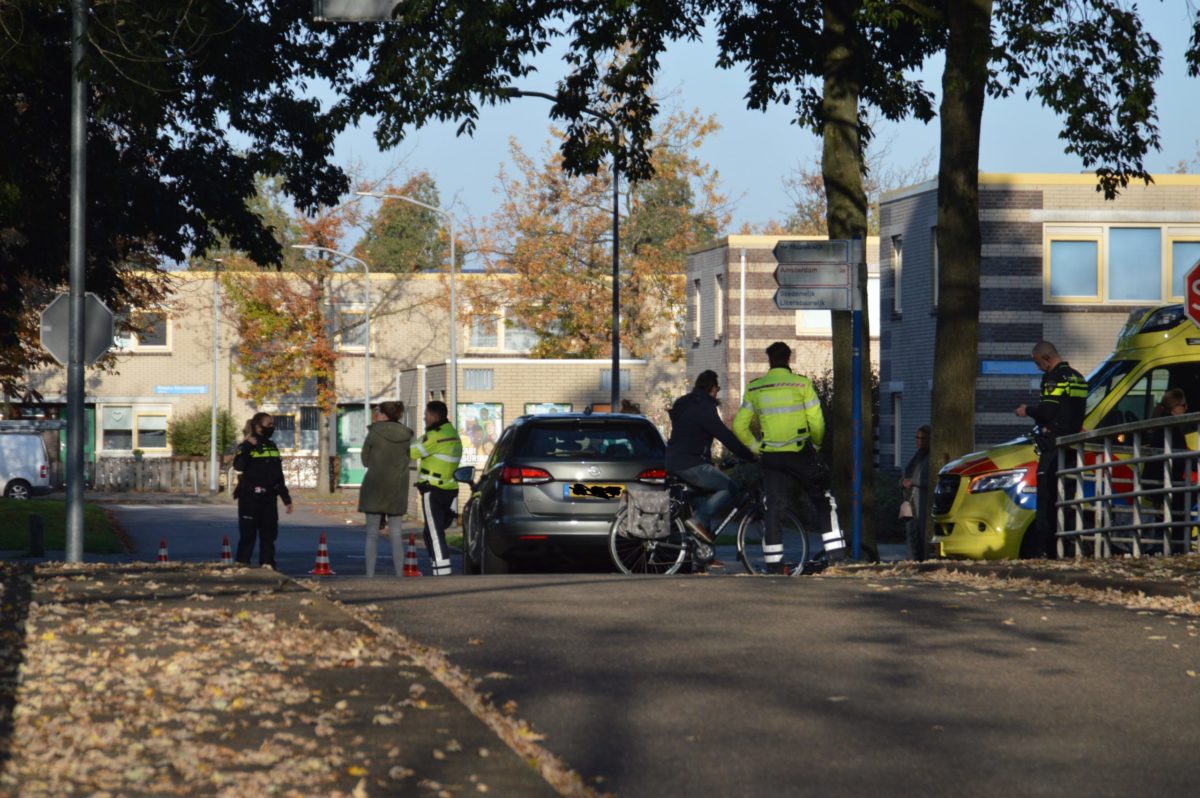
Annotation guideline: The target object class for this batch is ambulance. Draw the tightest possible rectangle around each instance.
[932,304,1200,559]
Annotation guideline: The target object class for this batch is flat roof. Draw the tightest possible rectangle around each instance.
[689,233,881,257]
[880,172,1200,204]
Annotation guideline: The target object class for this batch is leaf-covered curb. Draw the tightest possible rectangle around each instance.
[303,581,609,798]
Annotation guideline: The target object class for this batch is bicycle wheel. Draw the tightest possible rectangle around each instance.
[609,508,689,575]
[736,509,810,576]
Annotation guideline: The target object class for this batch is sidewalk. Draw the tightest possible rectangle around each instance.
[0,563,579,798]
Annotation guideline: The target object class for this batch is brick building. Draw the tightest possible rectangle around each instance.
[685,234,881,414]
[878,172,1200,470]
[17,270,683,486]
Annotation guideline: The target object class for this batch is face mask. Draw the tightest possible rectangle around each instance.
[259,426,274,440]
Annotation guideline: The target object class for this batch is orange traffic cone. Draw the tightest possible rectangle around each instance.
[157,538,169,563]
[220,535,233,565]
[402,534,422,577]
[309,533,335,576]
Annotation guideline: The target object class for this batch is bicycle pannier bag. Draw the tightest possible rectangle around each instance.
[622,484,670,540]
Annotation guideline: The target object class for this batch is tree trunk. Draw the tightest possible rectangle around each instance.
[822,0,877,559]
[929,1,993,525]
[315,270,335,496]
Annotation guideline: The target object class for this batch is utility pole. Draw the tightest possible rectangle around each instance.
[65,0,88,562]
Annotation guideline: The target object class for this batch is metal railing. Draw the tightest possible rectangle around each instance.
[1056,413,1200,557]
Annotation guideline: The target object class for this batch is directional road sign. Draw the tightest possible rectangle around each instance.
[772,240,851,264]
[773,287,852,311]
[39,292,115,367]
[773,262,853,288]
[1187,258,1200,328]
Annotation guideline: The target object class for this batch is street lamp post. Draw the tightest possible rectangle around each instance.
[355,191,457,414]
[210,258,224,494]
[292,245,373,416]
[502,89,621,409]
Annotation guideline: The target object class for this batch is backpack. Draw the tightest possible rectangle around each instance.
[621,483,671,540]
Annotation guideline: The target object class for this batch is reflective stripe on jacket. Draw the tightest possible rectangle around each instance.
[410,421,463,490]
[732,367,825,453]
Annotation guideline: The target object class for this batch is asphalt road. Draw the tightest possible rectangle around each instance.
[107,500,445,577]
[331,573,1200,798]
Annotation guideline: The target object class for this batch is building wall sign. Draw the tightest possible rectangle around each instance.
[154,385,208,395]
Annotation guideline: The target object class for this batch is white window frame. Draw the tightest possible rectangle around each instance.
[467,313,500,351]
[714,273,725,342]
[692,278,702,344]
[892,393,903,468]
[337,308,372,352]
[891,235,903,315]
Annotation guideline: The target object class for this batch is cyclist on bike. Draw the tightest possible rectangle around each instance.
[665,370,756,546]
[734,342,846,573]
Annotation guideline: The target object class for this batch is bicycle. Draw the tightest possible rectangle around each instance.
[608,473,815,576]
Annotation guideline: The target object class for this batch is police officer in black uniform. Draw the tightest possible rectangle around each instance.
[1015,341,1087,559]
[233,412,294,568]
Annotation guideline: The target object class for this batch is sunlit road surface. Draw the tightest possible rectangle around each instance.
[332,573,1200,798]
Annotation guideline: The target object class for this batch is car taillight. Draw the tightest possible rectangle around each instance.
[637,468,667,485]
[501,466,553,485]
[40,465,47,479]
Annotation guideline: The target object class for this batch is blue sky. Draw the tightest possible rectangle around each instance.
[333,5,1200,241]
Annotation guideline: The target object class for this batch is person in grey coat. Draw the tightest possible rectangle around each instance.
[358,401,414,577]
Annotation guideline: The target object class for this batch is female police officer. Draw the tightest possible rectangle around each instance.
[233,411,294,568]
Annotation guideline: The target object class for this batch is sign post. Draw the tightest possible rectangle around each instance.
[772,238,864,559]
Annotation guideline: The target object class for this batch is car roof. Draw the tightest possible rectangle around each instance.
[512,412,652,426]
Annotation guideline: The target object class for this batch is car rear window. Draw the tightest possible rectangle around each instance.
[517,420,665,460]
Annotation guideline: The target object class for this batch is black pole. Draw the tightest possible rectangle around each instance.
[611,149,620,410]
[65,0,88,563]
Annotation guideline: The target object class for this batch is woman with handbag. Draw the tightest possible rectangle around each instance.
[358,401,414,577]
[900,425,931,561]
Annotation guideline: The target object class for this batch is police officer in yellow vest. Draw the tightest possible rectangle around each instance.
[410,401,463,576]
[734,342,847,573]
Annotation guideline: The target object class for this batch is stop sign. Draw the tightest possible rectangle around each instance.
[39,292,115,366]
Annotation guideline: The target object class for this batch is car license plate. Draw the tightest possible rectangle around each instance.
[563,482,624,500]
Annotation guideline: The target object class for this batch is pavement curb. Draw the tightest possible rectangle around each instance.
[839,560,1200,603]
[296,577,606,798]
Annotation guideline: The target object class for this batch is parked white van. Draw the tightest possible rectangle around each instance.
[0,433,51,499]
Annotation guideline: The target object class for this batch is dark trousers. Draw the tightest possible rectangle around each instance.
[237,492,279,567]
[419,484,456,576]
[761,448,832,558]
[1026,448,1076,559]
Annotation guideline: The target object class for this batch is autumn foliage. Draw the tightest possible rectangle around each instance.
[473,108,730,359]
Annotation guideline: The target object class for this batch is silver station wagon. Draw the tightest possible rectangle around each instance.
[456,413,667,573]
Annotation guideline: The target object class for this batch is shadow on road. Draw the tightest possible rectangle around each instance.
[0,563,33,772]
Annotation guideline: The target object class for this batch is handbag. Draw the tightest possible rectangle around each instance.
[898,499,914,519]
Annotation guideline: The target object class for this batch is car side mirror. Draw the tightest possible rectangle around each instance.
[453,466,477,490]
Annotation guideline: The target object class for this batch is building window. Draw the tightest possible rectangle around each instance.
[692,278,702,344]
[714,273,725,342]
[1170,239,1200,297]
[273,413,298,450]
[1108,227,1161,302]
[891,235,903,314]
[339,310,369,350]
[892,394,903,468]
[135,414,168,450]
[503,316,538,353]
[464,368,494,391]
[600,369,632,392]
[102,406,133,450]
[115,311,170,351]
[300,407,321,451]
[101,405,170,451]
[1048,239,1100,300]
[1045,225,1200,304]
[930,226,939,310]
[470,315,498,349]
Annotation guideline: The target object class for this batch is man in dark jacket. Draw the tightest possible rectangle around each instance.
[232,411,294,568]
[1015,341,1087,558]
[666,370,756,543]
